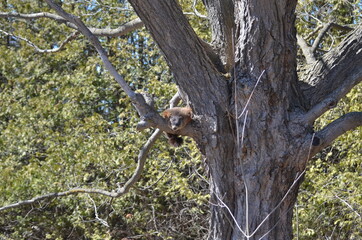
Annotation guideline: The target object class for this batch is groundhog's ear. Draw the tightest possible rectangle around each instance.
[162,110,171,118]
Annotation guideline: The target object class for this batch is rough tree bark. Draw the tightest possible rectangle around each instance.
[129,1,361,239]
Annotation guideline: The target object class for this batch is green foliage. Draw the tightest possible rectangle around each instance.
[0,0,209,239]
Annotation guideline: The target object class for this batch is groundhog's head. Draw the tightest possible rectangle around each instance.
[168,115,188,131]
[162,107,192,131]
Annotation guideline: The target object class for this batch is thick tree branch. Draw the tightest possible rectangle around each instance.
[129,0,229,112]
[310,112,362,156]
[0,11,144,37]
[301,25,362,112]
[301,97,337,125]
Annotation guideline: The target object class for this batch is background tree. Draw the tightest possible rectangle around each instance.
[0,0,361,239]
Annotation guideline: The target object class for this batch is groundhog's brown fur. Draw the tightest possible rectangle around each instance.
[162,107,192,147]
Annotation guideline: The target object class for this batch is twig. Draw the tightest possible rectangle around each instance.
[87,194,109,227]
[334,194,361,218]
[238,70,265,119]
[0,29,79,53]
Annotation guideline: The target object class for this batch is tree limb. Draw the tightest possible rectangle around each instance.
[310,112,362,156]
[0,11,144,37]
[301,25,362,111]
[203,0,235,71]
[128,0,229,111]
[301,97,337,125]
[0,128,162,212]
[296,22,354,65]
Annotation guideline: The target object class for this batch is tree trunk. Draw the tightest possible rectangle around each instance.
[195,1,306,239]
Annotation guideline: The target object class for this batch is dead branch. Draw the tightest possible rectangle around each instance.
[0,128,162,212]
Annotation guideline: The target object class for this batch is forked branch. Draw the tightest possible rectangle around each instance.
[296,22,353,65]
[301,25,362,109]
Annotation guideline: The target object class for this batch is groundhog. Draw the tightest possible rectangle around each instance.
[161,107,192,147]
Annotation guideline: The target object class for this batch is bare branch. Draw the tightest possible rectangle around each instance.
[0,11,67,22]
[0,90,186,213]
[305,25,323,40]
[89,18,144,37]
[0,29,79,53]
[44,0,149,114]
[0,188,117,212]
[310,22,333,53]
[0,11,144,37]
[116,129,163,195]
[0,128,162,212]
[87,194,110,227]
[310,112,362,156]
[297,22,354,65]
[310,22,353,53]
